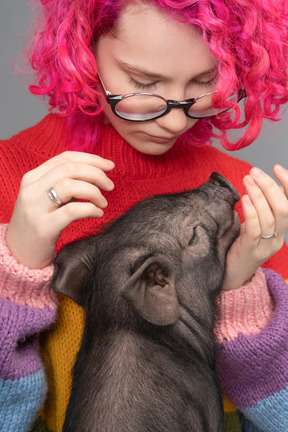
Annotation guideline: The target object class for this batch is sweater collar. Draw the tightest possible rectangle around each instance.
[21,114,202,178]
[96,124,199,177]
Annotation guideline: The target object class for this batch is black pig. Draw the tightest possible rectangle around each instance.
[52,172,241,432]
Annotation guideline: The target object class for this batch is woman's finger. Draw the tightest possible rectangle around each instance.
[240,194,262,241]
[250,167,287,208]
[48,201,105,229]
[274,164,288,198]
[47,179,109,210]
[249,167,288,234]
[39,161,115,194]
[243,174,276,237]
[22,151,115,185]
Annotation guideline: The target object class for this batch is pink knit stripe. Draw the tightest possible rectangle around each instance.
[0,224,57,310]
[215,268,274,343]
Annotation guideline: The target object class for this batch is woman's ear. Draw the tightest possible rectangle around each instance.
[51,238,96,306]
[121,255,179,326]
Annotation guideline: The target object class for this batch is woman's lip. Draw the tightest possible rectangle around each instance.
[144,133,178,144]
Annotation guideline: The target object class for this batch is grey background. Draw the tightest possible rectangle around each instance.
[1,3,287,241]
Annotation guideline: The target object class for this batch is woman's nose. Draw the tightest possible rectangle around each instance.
[155,107,197,134]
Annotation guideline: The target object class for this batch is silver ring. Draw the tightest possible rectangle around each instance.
[47,187,63,208]
[260,230,278,240]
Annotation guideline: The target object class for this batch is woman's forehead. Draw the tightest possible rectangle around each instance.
[96,3,217,80]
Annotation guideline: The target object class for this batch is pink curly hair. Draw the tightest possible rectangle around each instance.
[27,0,288,151]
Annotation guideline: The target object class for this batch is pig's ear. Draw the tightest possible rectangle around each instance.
[51,238,95,306]
[122,255,179,326]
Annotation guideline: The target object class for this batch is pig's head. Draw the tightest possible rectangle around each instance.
[52,173,240,332]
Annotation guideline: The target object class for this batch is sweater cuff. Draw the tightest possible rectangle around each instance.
[215,268,274,343]
[0,224,57,309]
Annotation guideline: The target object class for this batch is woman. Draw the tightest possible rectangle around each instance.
[0,0,287,431]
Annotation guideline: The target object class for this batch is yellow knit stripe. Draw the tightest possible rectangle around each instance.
[223,393,237,413]
[40,294,84,432]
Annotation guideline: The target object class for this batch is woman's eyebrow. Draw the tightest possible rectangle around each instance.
[119,61,168,79]
[119,60,217,80]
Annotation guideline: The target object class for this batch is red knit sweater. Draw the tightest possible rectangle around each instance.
[1,114,287,431]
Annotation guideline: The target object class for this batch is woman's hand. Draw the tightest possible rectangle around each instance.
[6,151,115,269]
[223,164,288,290]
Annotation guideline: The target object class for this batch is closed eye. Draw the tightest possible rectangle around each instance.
[194,77,218,88]
[192,69,219,88]
[128,76,158,91]
[188,227,198,246]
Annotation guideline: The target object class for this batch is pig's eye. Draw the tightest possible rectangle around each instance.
[188,227,198,246]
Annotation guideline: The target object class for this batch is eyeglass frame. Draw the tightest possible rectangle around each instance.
[97,72,246,122]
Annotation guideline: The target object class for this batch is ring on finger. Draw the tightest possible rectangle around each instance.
[47,187,63,208]
[260,230,278,240]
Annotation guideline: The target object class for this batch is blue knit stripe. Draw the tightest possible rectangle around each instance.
[0,370,47,432]
[242,385,288,431]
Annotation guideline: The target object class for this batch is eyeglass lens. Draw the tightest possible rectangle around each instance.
[115,95,167,120]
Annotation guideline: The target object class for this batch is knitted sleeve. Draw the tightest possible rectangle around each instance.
[0,224,57,432]
[216,268,288,431]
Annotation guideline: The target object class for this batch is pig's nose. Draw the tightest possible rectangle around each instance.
[208,172,240,203]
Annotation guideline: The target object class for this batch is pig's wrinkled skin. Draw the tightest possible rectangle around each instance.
[52,172,241,432]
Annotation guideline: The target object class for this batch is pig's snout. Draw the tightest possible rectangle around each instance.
[208,172,240,204]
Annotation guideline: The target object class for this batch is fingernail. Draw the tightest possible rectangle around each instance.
[105,159,115,168]
[107,179,114,189]
[275,164,286,173]
[251,167,263,177]
[100,197,108,208]
[245,175,256,186]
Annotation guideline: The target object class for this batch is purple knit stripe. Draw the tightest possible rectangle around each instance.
[0,297,56,380]
[217,269,288,408]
